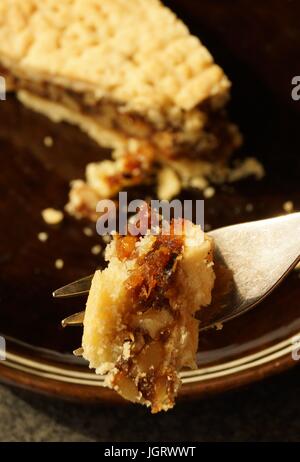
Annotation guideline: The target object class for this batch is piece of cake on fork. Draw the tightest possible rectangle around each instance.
[82,216,215,412]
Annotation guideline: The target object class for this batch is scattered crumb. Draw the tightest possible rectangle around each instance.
[91,245,102,255]
[37,232,49,242]
[189,176,208,191]
[203,186,215,199]
[43,136,54,147]
[42,208,64,225]
[214,322,223,331]
[228,158,265,182]
[157,167,181,200]
[55,259,64,270]
[245,203,254,212]
[283,201,294,213]
[102,235,111,244]
[83,227,93,237]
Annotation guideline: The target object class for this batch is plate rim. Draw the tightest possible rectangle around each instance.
[0,333,299,403]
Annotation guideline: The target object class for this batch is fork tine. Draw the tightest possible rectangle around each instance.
[52,274,94,298]
[61,311,85,327]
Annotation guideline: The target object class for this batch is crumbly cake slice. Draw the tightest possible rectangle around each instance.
[0,0,235,157]
[82,220,215,412]
[17,89,240,159]
[0,0,229,117]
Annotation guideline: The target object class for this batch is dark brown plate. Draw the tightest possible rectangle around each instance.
[0,0,300,403]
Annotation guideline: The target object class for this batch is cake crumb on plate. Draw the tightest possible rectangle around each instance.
[203,186,215,199]
[91,245,102,255]
[55,259,64,270]
[42,208,64,225]
[102,235,111,244]
[157,167,181,200]
[37,232,48,242]
[43,136,53,147]
[283,201,294,213]
[83,227,93,237]
[245,203,254,212]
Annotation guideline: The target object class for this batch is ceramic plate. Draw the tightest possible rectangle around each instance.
[0,0,300,403]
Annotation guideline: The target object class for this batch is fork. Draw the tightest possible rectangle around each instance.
[54,212,300,331]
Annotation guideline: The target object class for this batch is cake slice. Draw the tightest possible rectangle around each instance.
[82,218,215,412]
[0,0,239,159]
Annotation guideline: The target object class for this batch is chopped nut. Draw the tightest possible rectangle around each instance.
[37,232,49,242]
[42,208,64,225]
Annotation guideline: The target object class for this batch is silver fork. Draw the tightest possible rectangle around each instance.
[54,213,300,330]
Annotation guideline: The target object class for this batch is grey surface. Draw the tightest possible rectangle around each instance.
[0,366,300,442]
